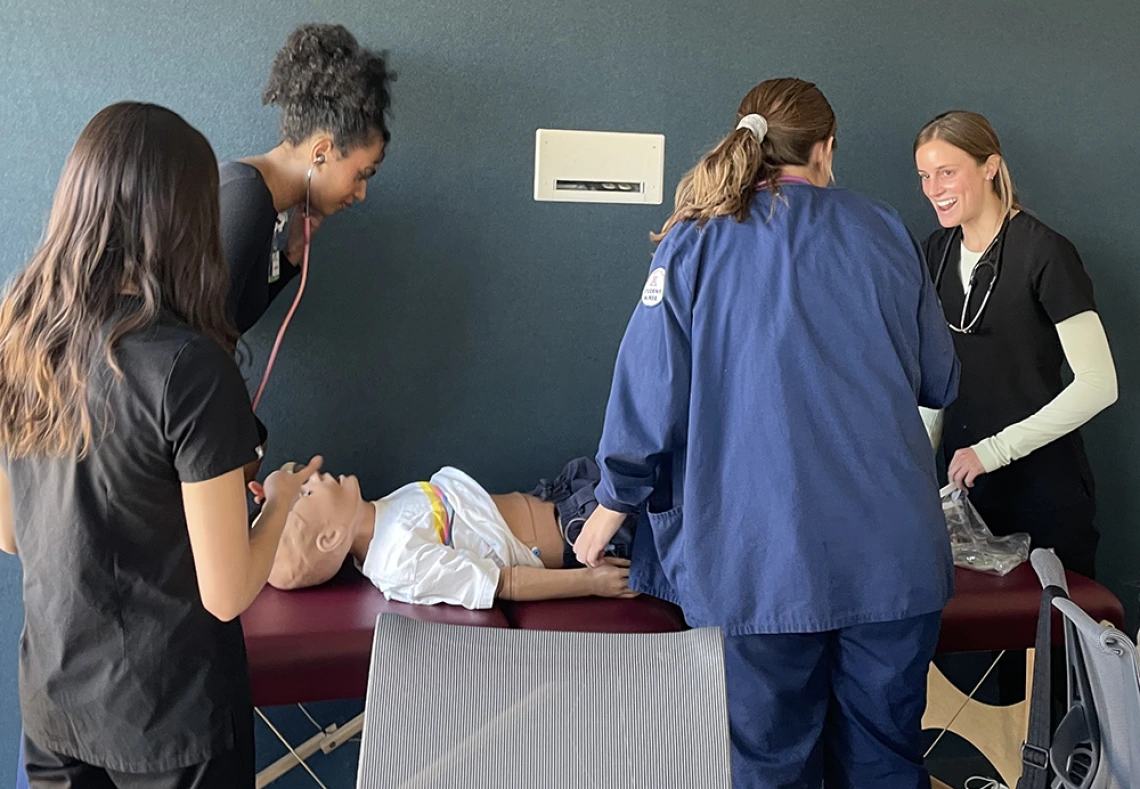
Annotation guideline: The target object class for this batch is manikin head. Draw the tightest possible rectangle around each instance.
[269,471,368,590]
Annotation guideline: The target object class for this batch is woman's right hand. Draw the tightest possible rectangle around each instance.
[260,456,323,510]
[949,447,987,490]
[573,504,628,567]
[285,208,324,265]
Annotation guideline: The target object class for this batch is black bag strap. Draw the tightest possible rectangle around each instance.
[1017,584,1066,789]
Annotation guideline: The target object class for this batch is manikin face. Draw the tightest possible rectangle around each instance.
[268,473,365,590]
[915,139,998,230]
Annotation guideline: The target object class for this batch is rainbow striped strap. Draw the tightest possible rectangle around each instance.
[418,482,454,546]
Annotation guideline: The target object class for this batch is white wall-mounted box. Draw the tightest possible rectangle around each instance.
[533,128,664,205]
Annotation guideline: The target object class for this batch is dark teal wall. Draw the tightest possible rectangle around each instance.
[2,1,1137,784]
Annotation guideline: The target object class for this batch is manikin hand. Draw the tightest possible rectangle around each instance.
[285,206,324,266]
[949,447,987,490]
[587,557,640,599]
[573,504,627,568]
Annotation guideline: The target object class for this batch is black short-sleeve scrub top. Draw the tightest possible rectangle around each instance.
[3,300,261,772]
[923,211,1098,514]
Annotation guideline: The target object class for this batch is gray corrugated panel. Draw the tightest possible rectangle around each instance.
[358,613,732,788]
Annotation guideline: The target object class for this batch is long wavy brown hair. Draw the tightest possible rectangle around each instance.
[0,102,238,459]
[654,78,837,241]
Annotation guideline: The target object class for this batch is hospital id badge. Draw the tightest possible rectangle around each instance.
[269,210,288,284]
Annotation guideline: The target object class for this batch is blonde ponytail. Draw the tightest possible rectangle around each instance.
[652,78,837,243]
[652,129,769,242]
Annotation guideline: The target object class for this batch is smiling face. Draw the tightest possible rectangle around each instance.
[915,138,999,230]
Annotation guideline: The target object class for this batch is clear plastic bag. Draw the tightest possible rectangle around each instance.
[941,484,1030,576]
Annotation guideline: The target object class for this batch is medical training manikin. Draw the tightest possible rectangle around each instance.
[267,458,638,609]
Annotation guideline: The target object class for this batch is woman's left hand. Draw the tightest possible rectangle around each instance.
[285,207,324,265]
[948,448,987,490]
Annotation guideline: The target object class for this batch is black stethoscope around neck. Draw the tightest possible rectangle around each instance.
[933,214,1012,334]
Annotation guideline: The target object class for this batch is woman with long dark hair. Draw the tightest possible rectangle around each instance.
[0,102,318,789]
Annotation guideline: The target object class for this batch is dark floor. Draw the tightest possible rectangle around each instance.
[926,741,1006,788]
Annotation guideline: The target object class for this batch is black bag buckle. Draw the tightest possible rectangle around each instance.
[1021,742,1050,770]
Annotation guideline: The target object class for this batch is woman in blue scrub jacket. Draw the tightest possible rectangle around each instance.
[575,78,960,788]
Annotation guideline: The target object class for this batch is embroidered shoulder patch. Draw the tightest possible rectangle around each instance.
[641,267,666,307]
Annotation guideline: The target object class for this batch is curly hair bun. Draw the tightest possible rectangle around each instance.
[263,23,395,147]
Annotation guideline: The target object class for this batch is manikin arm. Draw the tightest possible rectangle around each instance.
[497,558,637,601]
[372,549,637,608]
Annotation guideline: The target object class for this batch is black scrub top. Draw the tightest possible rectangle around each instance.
[220,160,302,446]
[3,302,261,772]
[923,211,1098,514]
[219,161,301,335]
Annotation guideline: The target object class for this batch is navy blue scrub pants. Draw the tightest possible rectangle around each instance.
[724,611,942,789]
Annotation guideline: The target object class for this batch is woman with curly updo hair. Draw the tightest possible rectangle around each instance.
[220,23,394,473]
[222,23,394,336]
